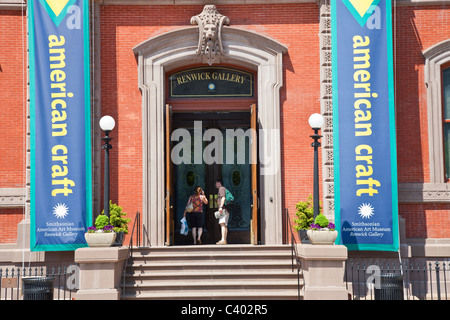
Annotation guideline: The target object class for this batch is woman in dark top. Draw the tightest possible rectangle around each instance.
[183,186,208,245]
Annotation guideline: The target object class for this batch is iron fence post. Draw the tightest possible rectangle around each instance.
[435,261,441,300]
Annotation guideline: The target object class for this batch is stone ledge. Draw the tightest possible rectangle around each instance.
[296,244,348,261]
[75,288,121,300]
[0,188,26,208]
[398,183,450,203]
[74,246,128,263]
[407,238,450,257]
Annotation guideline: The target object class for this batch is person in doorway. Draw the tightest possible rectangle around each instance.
[184,186,208,245]
[215,179,230,245]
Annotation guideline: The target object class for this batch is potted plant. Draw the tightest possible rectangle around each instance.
[84,214,116,247]
[101,201,131,246]
[306,214,338,245]
[292,195,318,244]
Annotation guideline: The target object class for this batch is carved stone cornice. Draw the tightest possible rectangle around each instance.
[0,188,26,208]
[398,183,450,203]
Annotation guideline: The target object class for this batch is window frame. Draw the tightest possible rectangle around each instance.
[423,39,450,184]
[442,62,450,181]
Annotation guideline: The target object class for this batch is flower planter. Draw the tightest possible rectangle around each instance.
[84,232,116,247]
[112,231,124,247]
[306,229,338,245]
[298,229,311,244]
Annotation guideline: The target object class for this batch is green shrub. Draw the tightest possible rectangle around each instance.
[102,201,131,234]
[95,214,109,229]
[292,195,322,231]
[314,214,329,228]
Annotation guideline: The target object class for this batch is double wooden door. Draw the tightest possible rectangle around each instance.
[165,105,259,245]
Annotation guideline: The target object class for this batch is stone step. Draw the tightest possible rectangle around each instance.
[124,279,302,289]
[121,245,303,300]
[125,270,299,280]
[128,254,295,265]
[131,244,295,256]
[122,290,301,300]
[127,260,295,272]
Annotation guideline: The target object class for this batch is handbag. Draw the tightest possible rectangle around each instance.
[186,196,194,213]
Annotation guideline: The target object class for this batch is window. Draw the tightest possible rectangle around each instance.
[423,39,450,184]
[444,65,450,180]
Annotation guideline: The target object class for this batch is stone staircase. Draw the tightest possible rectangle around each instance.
[121,245,303,300]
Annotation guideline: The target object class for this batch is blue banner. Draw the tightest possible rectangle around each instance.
[29,0,92,251]
[332,0,399,251]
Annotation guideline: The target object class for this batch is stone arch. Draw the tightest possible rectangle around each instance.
[133,26,288,246]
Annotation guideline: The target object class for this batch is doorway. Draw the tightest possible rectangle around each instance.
[166,110,259,245]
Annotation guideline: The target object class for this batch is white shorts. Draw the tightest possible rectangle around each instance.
[217,208,230,226]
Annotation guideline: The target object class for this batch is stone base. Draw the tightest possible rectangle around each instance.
[74,247,128,300]
[296,244,348,300]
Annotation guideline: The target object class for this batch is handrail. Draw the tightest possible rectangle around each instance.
[285,208,302,300]
[122,211,141,297]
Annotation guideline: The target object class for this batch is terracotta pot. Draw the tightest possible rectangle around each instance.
[306,229,338,245]
[84,232,116,247]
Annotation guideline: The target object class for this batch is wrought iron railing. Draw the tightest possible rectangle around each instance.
[0,265,77,300]
[284,208,303,300]
[122,211,142,297]
[345,258,450,300]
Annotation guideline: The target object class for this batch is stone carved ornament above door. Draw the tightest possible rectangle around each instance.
[191,5,230,65]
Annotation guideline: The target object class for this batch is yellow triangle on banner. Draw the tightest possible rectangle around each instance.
[348,0,376,18]
[45,0,70,17]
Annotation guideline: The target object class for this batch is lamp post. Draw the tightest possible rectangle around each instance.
[308,113,324,220]
[99,115,115,218]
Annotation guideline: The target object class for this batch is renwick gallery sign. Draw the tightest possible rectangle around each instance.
[169,67,254,98]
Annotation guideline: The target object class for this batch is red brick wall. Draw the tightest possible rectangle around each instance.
[0,10,26,188]
[400,203,450,239]
[0,208,24,243]
[0,10,26,243]
[395,6,450,183]
[395,6,450,239]
[99,4,322,244]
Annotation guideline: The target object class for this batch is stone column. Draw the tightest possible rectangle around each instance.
[297,244,348,300]
[318,0,335,220]
[74,247,128,300]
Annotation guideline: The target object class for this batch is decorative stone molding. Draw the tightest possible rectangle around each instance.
[423,39,450,184]
[0,188,26,208]
[318,0,334,219]
[407,238,450,257]
[133,25,287,246]
[91,0,450,6]
[191,5,230,66]
[398,183,450,203]
[0,0,25,10]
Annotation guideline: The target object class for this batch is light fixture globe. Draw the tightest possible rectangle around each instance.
[308,113,324,130]
[99,115,115,132]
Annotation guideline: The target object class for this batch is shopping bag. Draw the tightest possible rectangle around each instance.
[180,217,189,236]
